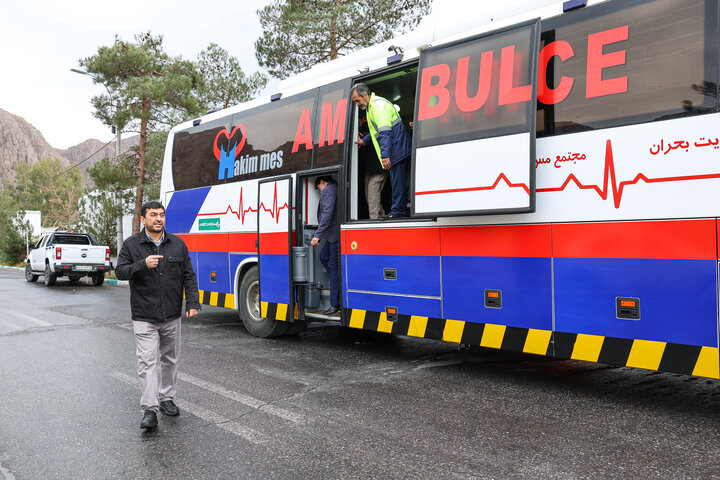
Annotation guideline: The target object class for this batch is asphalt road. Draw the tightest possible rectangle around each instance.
[1,267,720,480]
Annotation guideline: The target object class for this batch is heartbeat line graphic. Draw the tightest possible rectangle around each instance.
[197,183,291,225]
[416,140,720,208]
[258,181,290,223]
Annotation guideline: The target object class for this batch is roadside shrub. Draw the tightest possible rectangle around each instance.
[0,216,30,265]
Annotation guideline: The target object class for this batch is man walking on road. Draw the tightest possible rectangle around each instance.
[115,201,200,430]
[352,83,412,219]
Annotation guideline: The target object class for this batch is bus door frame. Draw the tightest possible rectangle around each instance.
[411,18,541,218]
[257,175,296,321]
[295,166,344,320]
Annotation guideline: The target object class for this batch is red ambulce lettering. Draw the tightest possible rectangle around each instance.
[586,25,629,99]
[417,25,630,120]
[318,99,347,147]
[498,45,532,106]
[417,63,451,121]
[538,40,575,105]
[455,52,494,112]
[292,108,313,153]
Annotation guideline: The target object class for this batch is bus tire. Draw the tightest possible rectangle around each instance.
[238,266,288,338]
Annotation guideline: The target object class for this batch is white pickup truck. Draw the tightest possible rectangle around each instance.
[25,232,112,286]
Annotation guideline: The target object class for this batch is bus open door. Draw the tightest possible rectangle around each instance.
[255,175,298,336]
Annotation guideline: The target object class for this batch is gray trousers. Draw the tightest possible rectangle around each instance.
[133,317,181,413]
[365,171,388,219]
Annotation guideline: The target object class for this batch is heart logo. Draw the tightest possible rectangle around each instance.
[213,124,247,161]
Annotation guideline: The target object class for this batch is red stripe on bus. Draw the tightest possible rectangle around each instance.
[177,233,228,252]
[441,224,552,257]
[228,232,257,252]
[258,232,291,255]
[553,220,716,260]
[341,228,440,256]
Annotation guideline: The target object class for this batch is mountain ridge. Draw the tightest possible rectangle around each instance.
[0,107,139,186]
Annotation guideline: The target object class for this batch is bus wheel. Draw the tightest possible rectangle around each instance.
[238,266,288,338]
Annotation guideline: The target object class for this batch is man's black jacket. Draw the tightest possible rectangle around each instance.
[115,230,200,323]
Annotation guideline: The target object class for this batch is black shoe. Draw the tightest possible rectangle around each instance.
[321,306,339,315]
[140,410,158,429]
[381,214,407,220]
[159,400,180,416]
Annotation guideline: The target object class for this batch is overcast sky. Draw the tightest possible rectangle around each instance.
[0,0,558,150]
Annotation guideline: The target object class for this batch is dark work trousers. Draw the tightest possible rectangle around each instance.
[389,158,408,217]
[319,240,339,307]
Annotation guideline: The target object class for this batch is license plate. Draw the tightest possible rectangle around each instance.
[75,266,93,271]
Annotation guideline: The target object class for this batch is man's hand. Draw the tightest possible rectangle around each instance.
[186,308,198,318]
[381,157,391,170]
[356,133,366,146]
[311,237,320,246]
[145,255,163,269]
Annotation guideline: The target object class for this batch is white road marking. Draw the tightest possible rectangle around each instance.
[0,319,24,332]
[7,310,53,327]
[109,372,270,444]
[178,371,304,424]
[176,399,268,444]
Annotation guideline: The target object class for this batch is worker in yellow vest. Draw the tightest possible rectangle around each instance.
[351,83,412,219]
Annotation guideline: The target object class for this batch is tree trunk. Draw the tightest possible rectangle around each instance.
[330,3,338,60]
[132,98,150,234]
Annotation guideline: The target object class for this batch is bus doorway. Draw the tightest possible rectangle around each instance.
[295,169,343,320]
[349,64,418,221]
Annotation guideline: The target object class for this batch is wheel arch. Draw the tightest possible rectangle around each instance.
[232,257,258,310]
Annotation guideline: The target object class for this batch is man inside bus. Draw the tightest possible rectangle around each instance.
[351,83,412,219]
[358,111,388,219]
[311,176,340,315]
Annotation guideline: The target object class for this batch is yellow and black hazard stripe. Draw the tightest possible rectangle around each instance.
[198,290,235,309]
[553,331,719,379]
[260,301,299,322]
[343,308,720,379]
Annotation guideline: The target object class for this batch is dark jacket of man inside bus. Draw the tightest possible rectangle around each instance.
[310,176,340,315]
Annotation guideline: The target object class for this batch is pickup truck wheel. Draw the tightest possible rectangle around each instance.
[44,264,56,286]
[25,264,38,282]
[238,266,288,338]
[91,272,105,286]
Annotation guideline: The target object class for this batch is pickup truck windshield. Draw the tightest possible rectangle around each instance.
[53,235,92,245]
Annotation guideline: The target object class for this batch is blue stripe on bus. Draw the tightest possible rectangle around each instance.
[346,291,442,319]
[344,254,441,297]
[259,254,290,305]
[165,187,211,234]
[442,256,553,331]
[196,252,231,294]
[554,258,718,347]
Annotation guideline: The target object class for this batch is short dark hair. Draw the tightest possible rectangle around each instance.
[350,83,370,97]
[314,176,335,189]
[141,201,165,218]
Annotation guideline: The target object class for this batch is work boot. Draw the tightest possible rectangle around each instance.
[159,400,180,416]
[140,410,158,429]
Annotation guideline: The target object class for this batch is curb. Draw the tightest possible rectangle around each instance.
[0,265,129,287]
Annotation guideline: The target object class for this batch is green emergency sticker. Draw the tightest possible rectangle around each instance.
[198,218,221,230]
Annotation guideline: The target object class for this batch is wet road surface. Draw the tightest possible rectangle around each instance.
[1,267,720,479]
